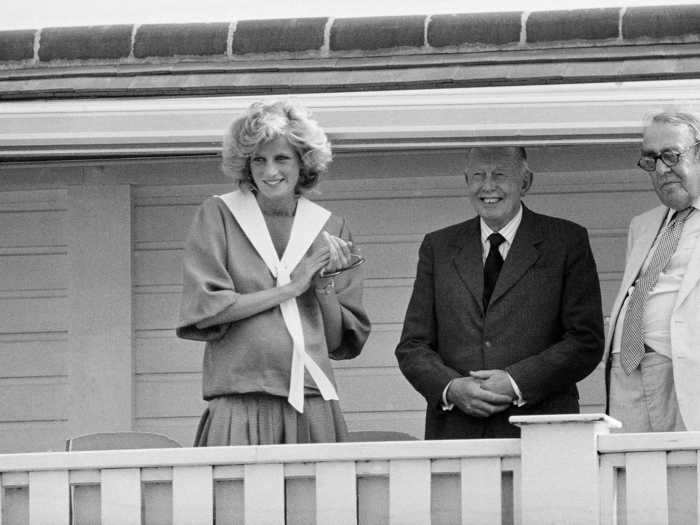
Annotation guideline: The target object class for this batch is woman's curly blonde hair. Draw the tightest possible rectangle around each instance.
[221,100,332,193]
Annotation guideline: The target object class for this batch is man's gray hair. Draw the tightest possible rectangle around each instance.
[466,146,531,176]
[647,110,700,143]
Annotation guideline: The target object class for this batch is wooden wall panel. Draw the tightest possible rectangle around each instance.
[0,211,65,247]
[335,369,424,413]
[135,333,202,375]
[134,292,180,331]
[0,338,67,377]
[0,422,69,452]
[0,380,67,420]
[1,297,68,333]
[0,254,67,291]
[0,190,68,452]
[0,144,664,447]
[334,326,403,370]
[135,375,205,418]
[590,235,626,275]
[66,184,134,435]
[135,204,199,243]
[134,249,183,286]
[525,191,659,230]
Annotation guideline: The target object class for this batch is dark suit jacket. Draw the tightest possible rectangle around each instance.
[395,206,604,439]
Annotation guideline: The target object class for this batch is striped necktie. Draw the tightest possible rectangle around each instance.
[620,207,694,374]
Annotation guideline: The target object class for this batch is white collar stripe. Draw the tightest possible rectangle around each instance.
[217,190,337,412]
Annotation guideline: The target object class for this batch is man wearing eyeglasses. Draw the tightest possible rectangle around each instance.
[606,111,700,432]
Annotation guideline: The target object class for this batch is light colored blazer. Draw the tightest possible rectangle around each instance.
[604,205,700,430]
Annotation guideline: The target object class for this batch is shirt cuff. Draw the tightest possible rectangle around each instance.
[441,379,455,411]
[508,373,526,407]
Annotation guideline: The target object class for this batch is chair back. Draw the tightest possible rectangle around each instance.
[66,431,182,451]
[347,430,417,442]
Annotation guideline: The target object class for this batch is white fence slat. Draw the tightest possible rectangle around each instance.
[625,451,669,525]
[598,454,617,525]
[389,459,431,525]
[512,462,521,525]
[172,465,213,525]
[29,470,69,525]
[244,463,285,525]
[460,457,501,525]
[101,468,141,525]
[316,461,357,525]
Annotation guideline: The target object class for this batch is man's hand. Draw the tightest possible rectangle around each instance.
[446,376,513,418]
[469,369,516,399]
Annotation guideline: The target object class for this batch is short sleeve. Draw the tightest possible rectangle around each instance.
[176,198,240,341]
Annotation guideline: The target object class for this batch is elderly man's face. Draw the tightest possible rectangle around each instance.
[465,148,532,231]
[641,122,700,211]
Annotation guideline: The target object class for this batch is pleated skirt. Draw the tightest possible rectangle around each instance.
[193,393,349,446]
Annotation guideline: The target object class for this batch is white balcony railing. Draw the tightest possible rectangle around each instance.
[0,414,698,524]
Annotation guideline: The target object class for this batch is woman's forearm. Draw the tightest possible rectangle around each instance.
[315,280,344,351]
[196,283,300,329]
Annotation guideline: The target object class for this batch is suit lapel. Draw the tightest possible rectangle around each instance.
[604,206,667,357]
[620,207,667,298]
[451,219,484,311]
[489,207,542,306]
[677,208,700,308]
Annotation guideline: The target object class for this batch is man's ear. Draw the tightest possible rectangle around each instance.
[693,144,700,161]
[520,169,533,195]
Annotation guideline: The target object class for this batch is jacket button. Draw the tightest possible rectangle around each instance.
[484,341,492,348]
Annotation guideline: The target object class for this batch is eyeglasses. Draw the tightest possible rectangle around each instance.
[637,141,700,172]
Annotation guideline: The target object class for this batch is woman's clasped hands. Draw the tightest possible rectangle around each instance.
[290,232,354,295]
[321,231,354,274]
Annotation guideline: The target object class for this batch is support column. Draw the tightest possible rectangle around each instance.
[67,183,133,436]
[511,413,621,525]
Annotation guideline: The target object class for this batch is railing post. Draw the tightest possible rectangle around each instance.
[511,413,621,525]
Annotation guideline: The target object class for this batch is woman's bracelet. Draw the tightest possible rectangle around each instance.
[315,278,335,295]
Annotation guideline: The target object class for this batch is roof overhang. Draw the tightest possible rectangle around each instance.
[2,78,700,161]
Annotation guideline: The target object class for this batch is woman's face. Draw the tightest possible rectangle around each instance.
[249,136,301,202]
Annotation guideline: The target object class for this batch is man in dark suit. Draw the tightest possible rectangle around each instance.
[395,146,604,439]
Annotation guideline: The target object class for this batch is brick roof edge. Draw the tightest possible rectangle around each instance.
[2,5,700,65]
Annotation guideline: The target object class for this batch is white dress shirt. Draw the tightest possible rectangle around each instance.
[479,205,522,263]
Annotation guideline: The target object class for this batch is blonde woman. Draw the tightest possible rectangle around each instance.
[177,100,370,445]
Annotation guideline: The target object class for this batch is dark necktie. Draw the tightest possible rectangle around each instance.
[483,232,506,309]
[620,207,694,374]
